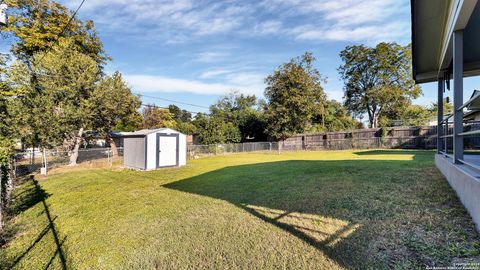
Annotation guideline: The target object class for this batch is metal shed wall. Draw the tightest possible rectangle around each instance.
[124,137,146,170]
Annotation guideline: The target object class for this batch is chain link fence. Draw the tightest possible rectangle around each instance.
[9,135,449,173]
[187,137,440,159]
[13,147,124,176]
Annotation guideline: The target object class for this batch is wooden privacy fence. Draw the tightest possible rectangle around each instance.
[188,123,480,158]
[282,122,480,150]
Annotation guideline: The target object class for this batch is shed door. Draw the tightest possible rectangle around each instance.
[158,135,178,167]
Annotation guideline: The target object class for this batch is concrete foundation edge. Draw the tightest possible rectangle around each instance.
[435,154,480,232]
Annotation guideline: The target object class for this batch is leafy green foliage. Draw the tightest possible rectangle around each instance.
[175,121,197,135]
[209,91,267,141]
[3,0,109,66]
[8,40,100,149]
[141,105,176,129]
[384,104,431,127]
[0,0,143,164]
[168,104,192,123]
[310,100,362,132]
[89,71,141,134]
[167,104,197,135]
[380,101,453,127]
[429,100,453,115]
[0,0,111,164]
[193,113,241,145]
[0,54,16,161]
[264,52,327,140]
[339,43,421,128]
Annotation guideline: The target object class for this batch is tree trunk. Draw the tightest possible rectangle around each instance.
[0,159,14,231]
[0,164,3,231]
[367,108,374,128]
[107,134,118,157]
[68,127,84,166]
[372,114,379,129]
[5,159,14,207]
[30,145,34,169]
[321,105,325,128]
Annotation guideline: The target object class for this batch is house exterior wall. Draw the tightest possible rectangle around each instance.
[435,154,480,231]
[124,137,146,170]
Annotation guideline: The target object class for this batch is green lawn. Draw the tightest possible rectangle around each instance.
[1,150,479,269]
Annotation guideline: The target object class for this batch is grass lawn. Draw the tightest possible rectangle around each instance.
[1,150,479,269]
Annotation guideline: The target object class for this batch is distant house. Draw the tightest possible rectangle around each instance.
[463,110,480,121]
[427,90,480,125]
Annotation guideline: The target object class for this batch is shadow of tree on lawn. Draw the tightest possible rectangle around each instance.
[163,153,437,269]
[0,176,69,270]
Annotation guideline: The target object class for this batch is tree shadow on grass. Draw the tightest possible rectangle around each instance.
[162,151,476,269]
[0,176,69,270]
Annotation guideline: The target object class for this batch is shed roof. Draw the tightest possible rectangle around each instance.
[411,0,480,83]
[121,128,182,137]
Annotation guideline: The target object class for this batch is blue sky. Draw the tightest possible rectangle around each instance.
[4,0,480,114]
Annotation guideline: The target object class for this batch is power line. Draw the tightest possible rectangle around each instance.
[34,0,87,66]
[137,93,209,109]
[27,73,209,111]
[140,103,202,115]
[23,71,208,114]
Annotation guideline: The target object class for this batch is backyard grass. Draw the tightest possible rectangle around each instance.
[1,150,479,269]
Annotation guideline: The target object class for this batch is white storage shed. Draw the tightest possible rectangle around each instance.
[122,128,186,170]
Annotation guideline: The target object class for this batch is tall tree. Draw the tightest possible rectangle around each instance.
[192,113,241,145]
[2,0,109,165]
[8,40,100,165]
[0,54,16,230]
[141,105,176,129]
[397,104,431,127]
[210,91,266,141]
[3,0,108,66]
[339,42,421,128]
[89,71,141,156]
[310,100,361,132]
[264,52,327,140]
[167,104,196,135]
[429,100,453,116]
[168,104,192,122]
[175,121,197,135]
